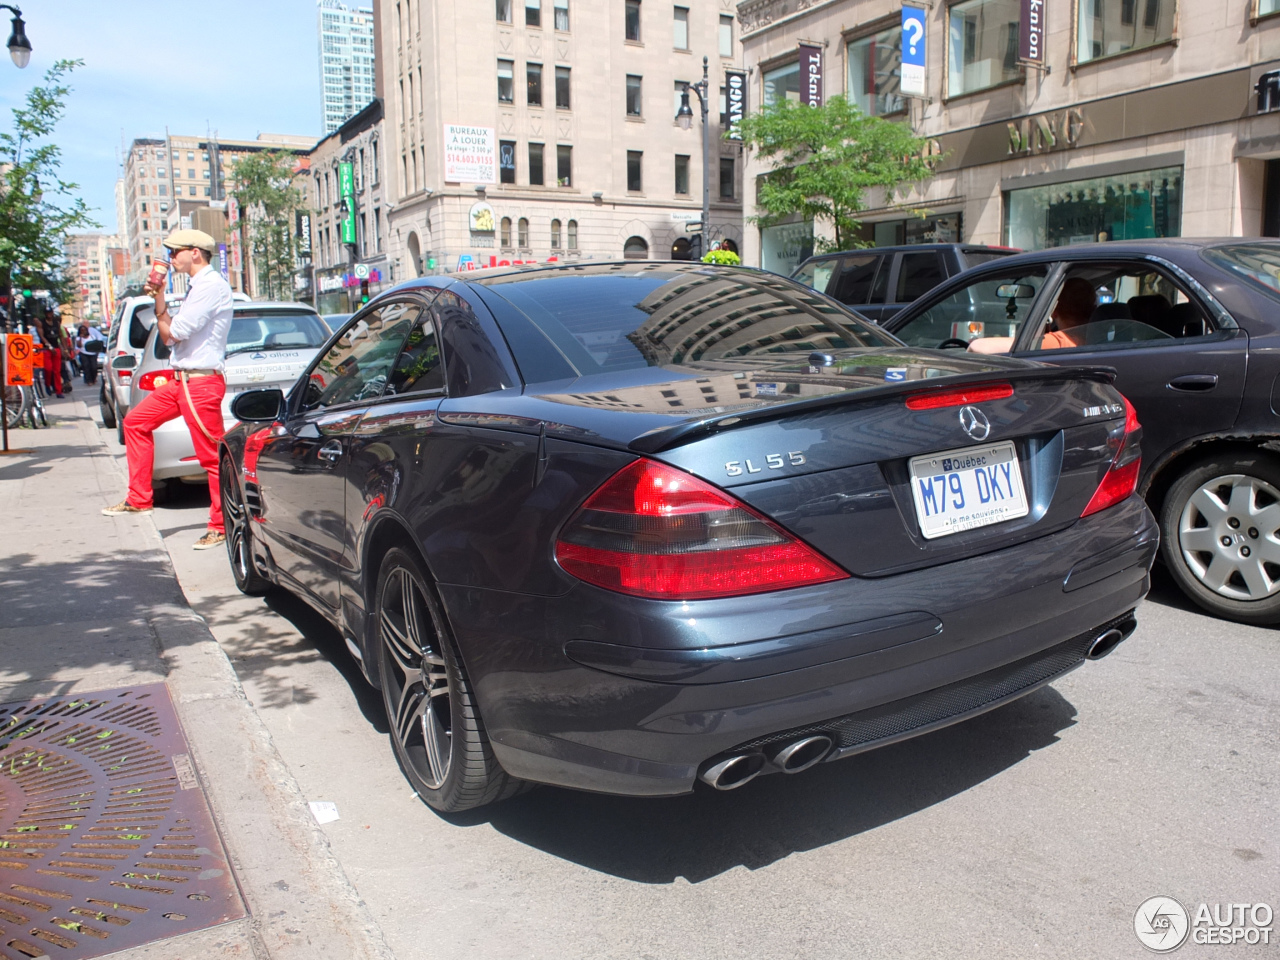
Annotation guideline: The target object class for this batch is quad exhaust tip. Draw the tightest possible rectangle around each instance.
[770,735,833,774]
[700,753,766,791]
[700,734,836,790]
[1087,617,1137,660]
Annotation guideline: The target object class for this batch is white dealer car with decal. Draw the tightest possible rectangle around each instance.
[129,303,332,486]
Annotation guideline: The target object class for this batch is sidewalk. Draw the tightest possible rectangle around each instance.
[0,394,396,960]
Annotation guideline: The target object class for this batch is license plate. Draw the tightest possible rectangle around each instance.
[908,441,1029,540]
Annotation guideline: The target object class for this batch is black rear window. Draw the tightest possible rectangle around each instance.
[482,266,897,380]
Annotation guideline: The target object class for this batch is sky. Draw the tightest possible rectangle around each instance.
[0,0,325,236]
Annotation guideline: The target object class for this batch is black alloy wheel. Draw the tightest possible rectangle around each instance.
[374,548,524,812]
[1160,451,1280,626]
[220,455,270,596]
[99,381,116,429]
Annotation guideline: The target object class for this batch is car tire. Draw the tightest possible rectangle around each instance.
[1159,451,1280,625]
[99,383,116,429]
[374,547,525,813]
[116,415,126,446]
[220,456,270,596]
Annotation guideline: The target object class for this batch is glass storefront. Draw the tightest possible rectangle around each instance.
[1004,165,1182,250]
[846,27,904,117]
[760,221,813,275]
[762,61,801,107]
[858,213,962,247]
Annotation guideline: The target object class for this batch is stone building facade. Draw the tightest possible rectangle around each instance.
[375,0,746,279]
[737,0,1280,272]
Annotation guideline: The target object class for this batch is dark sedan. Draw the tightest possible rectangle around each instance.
[884,238,1280,626]
[220,262,1155,812]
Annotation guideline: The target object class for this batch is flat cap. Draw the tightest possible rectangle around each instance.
[163,228,218,255]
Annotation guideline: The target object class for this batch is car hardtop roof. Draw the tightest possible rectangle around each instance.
[232,300,321,313]
[381,260,777,296]
[945,237,1280,271]
[797,243,1021,263]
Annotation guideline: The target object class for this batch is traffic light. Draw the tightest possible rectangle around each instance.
[689,235,703,261]
[360,279,370,304]
[428,257,437,270]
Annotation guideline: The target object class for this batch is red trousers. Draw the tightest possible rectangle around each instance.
[43,347,62,395]
[124,374,226,531]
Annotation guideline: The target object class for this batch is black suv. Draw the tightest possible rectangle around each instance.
[791,243,1019,323]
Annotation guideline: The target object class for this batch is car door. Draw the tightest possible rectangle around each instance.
[253,300,422,611]
[827,253,888,320]
[882,249,949,321]
[1010,260,1248,472]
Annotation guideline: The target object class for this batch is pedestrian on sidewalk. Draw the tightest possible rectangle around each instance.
[75,322,104,385]
[38,307,65,397]
[102,230,234,550]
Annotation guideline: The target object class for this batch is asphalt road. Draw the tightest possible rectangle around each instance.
[103,424,1278,960]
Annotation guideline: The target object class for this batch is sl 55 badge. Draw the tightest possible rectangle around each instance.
[726,451,806,477]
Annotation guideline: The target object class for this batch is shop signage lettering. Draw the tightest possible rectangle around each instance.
[454,255,563,272]
[444,124,497,183]
[725,70,747,140]
[338,162,356,244]
[1008,107,1085,156]
[799,44,823,107]
[1018,0,1046,66]
[900,7,927,97]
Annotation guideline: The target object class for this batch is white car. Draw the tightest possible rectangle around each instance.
[127,302,331,485]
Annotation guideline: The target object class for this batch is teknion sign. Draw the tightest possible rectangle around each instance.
[900,7,927,97]
[1019,0,1046,66]
[799,44,823,107]
[443,124,496,183]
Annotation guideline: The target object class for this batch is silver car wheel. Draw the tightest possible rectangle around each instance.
[1178,473,1280,601]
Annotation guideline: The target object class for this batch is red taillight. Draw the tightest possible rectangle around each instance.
[554,459,848,600]
[905,383,1014,410]
[137,368,176,391]
[1082,396,1142,517]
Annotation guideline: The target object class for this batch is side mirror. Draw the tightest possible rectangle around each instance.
[110,354,137,370]
[996,283,1037,300]
[231,388,285,423]
[84,340,106,354]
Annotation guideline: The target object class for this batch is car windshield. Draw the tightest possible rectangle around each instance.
[226,309,330,355]
[1203,243,1280,301]
[483,266,898,378]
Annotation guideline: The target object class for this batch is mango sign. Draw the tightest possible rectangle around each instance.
[4,334,34,387]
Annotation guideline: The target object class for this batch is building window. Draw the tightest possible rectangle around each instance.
[557,145,573,185]
[627,150,643,191]
[526,0,540,27]
[554,0,569,30]
[625,0,641,41]
[159,184,167,196]
[501,216,512,246]
[496,0,511,21]
[762,61,800,106]
[518,217,529,246]
[500,140,517,183]
[1262,0,1280,14]
[1005,165,1182,248]
[551,218,562,247]
[555,66,571,108]
[529,141,545,185]
[626,74,643,116]
[568,219,578,248]
[719,15,733,57]
[498,59,514,102]
[948,0,1021,97]
[204,186,211,197]
[1077,0,1175,63]
[141,202,148,213]
[674,154,689,194]
[848,27,905,116]
[372,140,379,182]
[527,62,543,105]
[719,156,734,199]
[673,6,688,49]
[374,208,382,252]
[624,236,649,259]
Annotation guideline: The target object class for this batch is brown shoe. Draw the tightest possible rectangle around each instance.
[193,530,227,551]
[102,499,152,516]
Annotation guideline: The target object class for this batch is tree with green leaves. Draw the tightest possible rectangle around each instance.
[736,95,937,252]
[229,150,305,301]
[0,60,97,325]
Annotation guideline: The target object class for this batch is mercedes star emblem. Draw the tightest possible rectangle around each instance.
[958,405,991,441]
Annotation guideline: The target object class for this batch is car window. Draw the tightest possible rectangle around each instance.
[869,258,891,304]
[829,255,881,306]
[963,250,1015,268]
[226,309,330,357]
[301,302,420,411]
[387,312,446,397]
[791,259,836,294]
[1203,243,1280,302]
[892,267,1050,351]
[1027,264,1210,353]
[896,252,947,303]
[128,306,153,350]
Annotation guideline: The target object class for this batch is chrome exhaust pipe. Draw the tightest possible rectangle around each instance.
[1087,616,1136,660]
[699,753,765,791]
[770,735,833,774]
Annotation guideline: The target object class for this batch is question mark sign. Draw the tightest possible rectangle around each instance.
[904,16,923,56]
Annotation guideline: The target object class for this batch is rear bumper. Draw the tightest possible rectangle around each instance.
[439,496,1158,797]
[149,415,237,481]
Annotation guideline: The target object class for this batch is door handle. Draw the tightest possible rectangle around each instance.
[1167,375,1218,392]
[317,439,344,462]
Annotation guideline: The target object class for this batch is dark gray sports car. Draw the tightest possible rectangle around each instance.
[220,262,1156,812]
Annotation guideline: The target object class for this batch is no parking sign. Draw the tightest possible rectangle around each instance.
[4,334,34,386]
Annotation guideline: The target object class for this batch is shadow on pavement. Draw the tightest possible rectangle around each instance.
[1144,562,1208,617]
[449,685,1077,884]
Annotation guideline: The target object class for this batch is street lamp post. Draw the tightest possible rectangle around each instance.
[0,5,30,68]
[676,56,711,261]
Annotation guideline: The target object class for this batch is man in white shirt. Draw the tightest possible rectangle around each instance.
[103,230,235,550]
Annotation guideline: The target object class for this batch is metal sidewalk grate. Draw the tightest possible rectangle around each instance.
[0,684,245,959]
